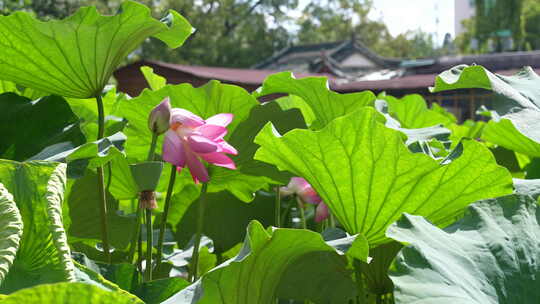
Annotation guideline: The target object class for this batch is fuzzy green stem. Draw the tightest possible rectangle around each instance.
[329,213,336,228]
[155,166,177,270]
[354,259,366,304]
[147,132,158,161]
[139,131,160,276]
[296,196,307,229]
[145,209,153,281]
[275,186,281,227]
[96,95,111,263]
[189,183,208,282]
[128,206,143,263]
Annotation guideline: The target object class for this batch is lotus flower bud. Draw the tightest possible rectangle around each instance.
[148,97,171,135]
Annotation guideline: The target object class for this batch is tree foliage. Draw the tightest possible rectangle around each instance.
[457,0,540,53]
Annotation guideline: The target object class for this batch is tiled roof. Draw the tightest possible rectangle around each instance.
[252,39,401,72]
[334,68,540,92]
[115,60,337,85]
[409,50,540,75]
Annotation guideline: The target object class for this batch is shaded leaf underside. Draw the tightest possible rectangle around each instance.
[388,194,540,304]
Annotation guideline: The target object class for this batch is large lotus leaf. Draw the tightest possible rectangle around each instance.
[388,194,540,304]
[0,184,23,284]
[380,94,455,128]
[0,282,143,303]
[67,170,136,250]
[0,93,85,161]
[448,119,485,147]
[513,178,540,199]
[373,98,450,147]
[254,71,375,129]
[0,161,75,293]
[163,220,357,304]
[482,118,540,156]
[73,252,186,303]
[254,107,513,246]
[175,191,275,253]
[431,65,540,156]
[0,80,17,94]
[66,88,129,141]
[0,1,192,98]
[29,132,126,179]
[140,66,167,91]
[0,80,46,99]
[73,258,134,294]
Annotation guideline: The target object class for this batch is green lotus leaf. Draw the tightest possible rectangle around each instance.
[163,220,357,304]
[67,170,136,251]
[380,93,455,128]
[0,282,143,303]
[175,191,275,253]
[66,87,129,141]
[254,71,375,129]
[0,93,85,161]
[0,161,75,293]
[0,1,192,98]
[140,66,167,91]
[431,65,540,156]
[254,107,513,246]
[0,184,23,285]
[388,194,540,304]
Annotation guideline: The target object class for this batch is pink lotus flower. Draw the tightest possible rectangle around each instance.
[280,177,329,222]
[162,108,237,183]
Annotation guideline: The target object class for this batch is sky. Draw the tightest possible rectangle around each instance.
[292,0,456,46]
[369,0,455,45]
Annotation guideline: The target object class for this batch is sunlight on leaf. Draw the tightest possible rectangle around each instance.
[255,107,513,246]
[1,282,143,303]
[0,1,192,98]
[0,161,75,293]
[432,65,540,157]
[254,71,375,129]
[0,184,23,285]
[164,221,357,304]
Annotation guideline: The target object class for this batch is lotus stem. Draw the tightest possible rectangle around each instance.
[96,94,111,263]
[155,165,177,270]
[354,259,366,304]
[145,208,153,281]
[275,186,281,227]
[329,214,336,228]
[142,132,160,281]
[128,205,143,263]
[189,182,208,282]
[147,132,159,161]
[296,196,307,229]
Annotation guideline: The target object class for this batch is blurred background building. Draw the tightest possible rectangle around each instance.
[3,0,539,121]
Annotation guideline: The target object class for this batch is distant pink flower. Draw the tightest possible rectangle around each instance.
[280,177,329,222]
[162,108,237,183]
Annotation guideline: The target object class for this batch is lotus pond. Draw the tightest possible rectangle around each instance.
[0,2,539,304]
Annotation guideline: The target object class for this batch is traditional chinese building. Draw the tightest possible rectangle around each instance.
[114,36,540,121]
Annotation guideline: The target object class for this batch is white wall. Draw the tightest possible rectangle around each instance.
[455,0,476,36]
